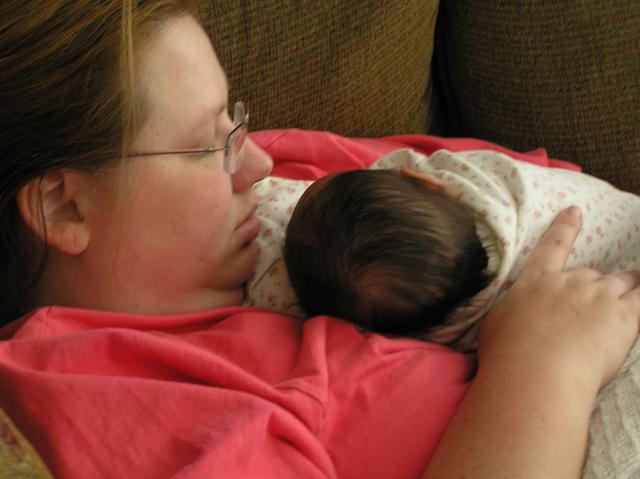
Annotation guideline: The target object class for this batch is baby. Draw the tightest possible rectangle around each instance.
[250,148,640,351]
[283,167,493,339]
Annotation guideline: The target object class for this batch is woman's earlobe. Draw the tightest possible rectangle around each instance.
[16,170,90,255]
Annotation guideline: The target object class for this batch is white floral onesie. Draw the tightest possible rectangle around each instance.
[245,176,312,317]
[248,148,640,347]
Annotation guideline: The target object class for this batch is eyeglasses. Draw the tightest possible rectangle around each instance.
[128,101,249,174]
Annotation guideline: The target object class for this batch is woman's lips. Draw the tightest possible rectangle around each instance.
[235,206,261,245]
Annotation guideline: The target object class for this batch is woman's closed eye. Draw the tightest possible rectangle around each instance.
[206,108,234,150]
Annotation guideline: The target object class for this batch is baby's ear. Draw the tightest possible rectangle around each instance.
[16,170,90,255]
[399,167,445,193]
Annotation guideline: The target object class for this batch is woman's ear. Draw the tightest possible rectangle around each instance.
[399,167,445,192]
[16,170,90,255]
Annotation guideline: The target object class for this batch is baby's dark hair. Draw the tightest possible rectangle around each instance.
[284,169,491,336]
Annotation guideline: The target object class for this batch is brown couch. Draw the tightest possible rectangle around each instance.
[201,0,640,194]
[3,0,639,475]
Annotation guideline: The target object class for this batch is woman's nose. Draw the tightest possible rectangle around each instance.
[231,138,273,192]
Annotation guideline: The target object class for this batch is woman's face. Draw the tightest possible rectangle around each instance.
[81,15,272,314]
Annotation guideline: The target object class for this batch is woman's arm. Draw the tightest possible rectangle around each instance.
[423,206,640,479]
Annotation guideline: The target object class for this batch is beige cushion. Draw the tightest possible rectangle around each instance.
[0,406,53,479]
[435,0,640,194]
[198,0,439,137]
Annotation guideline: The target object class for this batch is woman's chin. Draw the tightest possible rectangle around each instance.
[195,240,261,310]
[222,240,261,290]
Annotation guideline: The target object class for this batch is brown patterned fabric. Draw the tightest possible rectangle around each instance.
[0,407,52,479]
[198,0,440,137]
[435,0,640,194]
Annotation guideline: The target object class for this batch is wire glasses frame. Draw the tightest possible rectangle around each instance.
[128,101,249,174]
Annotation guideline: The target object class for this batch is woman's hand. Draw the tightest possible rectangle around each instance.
[424,206,640,479]
[479,205,640,392]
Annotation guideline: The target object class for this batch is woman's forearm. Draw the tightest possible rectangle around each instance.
[422,349,597,479]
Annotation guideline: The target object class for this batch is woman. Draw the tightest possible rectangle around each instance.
[1,2,639,478]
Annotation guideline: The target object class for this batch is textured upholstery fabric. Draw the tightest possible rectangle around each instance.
[198,0,440,136]
[435,0,640,194]
[0,407,52,479]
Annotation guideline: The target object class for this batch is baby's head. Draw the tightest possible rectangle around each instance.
[284,168,491,336]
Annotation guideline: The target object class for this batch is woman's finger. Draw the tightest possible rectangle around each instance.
[599,271,640,296]
[522,206,583,276]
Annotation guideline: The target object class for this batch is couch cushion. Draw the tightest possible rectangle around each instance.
[0,406,52,479]
[435,0,640,194]
[198,0,439,137]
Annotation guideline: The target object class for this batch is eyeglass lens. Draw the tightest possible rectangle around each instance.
[224,102,248,174]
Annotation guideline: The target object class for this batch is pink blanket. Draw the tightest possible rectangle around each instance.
[253,129,578,180]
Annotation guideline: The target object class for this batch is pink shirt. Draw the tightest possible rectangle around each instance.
[0,306,471,478]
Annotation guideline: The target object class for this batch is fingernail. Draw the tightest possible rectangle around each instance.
[566,206,582,218]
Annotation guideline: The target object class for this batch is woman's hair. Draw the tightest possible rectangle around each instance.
[0,0,196,324]
[285,169,491,337]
